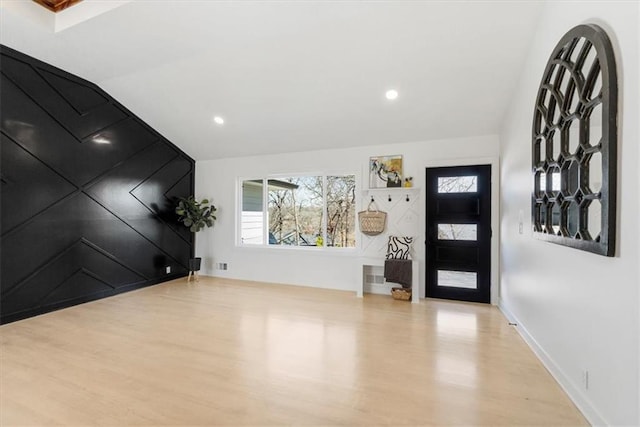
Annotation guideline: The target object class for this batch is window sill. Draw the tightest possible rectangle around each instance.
[236,244,360,256]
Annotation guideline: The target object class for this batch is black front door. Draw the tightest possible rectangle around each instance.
[425,165,491,303]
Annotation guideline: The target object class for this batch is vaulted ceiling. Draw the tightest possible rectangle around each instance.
[1,1,544,160]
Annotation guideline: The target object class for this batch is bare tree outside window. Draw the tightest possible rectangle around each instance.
[326,176,356,247]
[437,176,477,193]
[436,176,478,241]
[268,177,322,246]
[252,175,356,247]
[437,224,477,241]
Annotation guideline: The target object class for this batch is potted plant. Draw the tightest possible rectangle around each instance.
[175,196,217,281]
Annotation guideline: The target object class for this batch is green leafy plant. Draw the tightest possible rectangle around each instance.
[175,196,217,232]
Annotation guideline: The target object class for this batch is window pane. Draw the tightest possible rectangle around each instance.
[438,176,477,193]
[241,179,264,245]
[551,202,561,234]
[437,270,477,289]
[437,224,477,240]
[268,177,322,246]
[241,174,357,248]
[551,171,561,192]
[326,175,356,247]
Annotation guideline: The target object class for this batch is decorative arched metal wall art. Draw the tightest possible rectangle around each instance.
[531,24,617,256]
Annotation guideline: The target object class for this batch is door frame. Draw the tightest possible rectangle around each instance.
[421,157,500,305]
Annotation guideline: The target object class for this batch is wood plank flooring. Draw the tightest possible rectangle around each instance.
[0,277,587,426]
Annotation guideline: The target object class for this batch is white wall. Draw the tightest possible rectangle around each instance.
[500,2,639,426]
[196,135,499,301]
[637,3,640,418]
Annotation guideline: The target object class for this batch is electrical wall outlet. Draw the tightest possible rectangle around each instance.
[216,263,228,270]
[165,266,171,274]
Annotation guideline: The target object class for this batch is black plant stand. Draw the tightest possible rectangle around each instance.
[188,257,201,282]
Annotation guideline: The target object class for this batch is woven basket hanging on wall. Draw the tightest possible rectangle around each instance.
[358,200,387,236]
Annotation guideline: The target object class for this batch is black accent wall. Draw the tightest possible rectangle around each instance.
[0,45,195,324]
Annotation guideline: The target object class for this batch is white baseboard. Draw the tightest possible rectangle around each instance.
[498,300,607,426]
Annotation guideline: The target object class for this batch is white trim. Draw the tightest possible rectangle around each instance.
[236,244,359,257]
[423,156,501,305]
[322,175,328,247]
[499,300,608,426]
[262,177,268,245]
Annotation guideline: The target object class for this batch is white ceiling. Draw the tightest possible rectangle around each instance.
[0,0,544,160]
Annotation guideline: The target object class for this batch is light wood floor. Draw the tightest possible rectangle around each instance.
[1,277,587,426]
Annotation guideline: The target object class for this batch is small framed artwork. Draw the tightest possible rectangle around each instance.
[369,155,403,188]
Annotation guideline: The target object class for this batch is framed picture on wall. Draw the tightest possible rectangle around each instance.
[369,155,403,189]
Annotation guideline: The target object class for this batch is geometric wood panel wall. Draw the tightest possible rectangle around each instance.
[0,45,195,324]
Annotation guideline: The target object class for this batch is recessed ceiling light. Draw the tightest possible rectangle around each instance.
[92,135,111,144]
[213,116,225,125]
[385,89,399,100]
